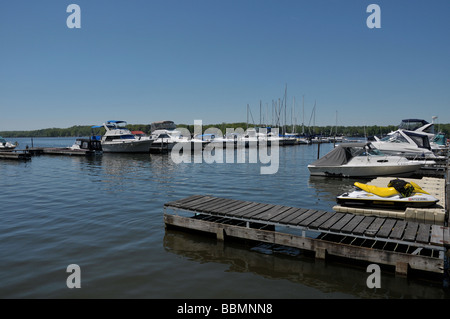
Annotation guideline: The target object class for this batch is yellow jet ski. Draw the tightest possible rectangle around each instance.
[353,180,429,198]
[336,179,439,209]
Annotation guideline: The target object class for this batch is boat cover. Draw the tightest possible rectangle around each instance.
[310,143,368,167]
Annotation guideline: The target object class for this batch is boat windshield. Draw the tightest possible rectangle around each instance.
[380,131,408,143]
[349,146,384,157]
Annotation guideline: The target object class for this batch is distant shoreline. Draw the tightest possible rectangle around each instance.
[1,122,449,138]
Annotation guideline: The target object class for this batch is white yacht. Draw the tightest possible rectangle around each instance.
[0,136,17,151]
[150,129,190,152]
[397,118,447,156]
[99,121,154,153]
[371,129,437,159]
[308,142,427,177]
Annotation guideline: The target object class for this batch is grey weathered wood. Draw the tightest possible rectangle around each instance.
[403,222,419,242]
[164,214,445,275]
[309,212,336,230]
[252,205,293,221]
[231,202,265,216]
[365,217,385,237]
[298,210,328,227]
[389,220,407,240]
[329,214,354,232]
[319,212,345,231]
[341,215,365,234]
[241,204,276,218]
[376,218,397,238]
[352,216,375,236]
[273,208,308,224]
[165,195,207,207]
[220,201,253,214]
[430,225,444,246]
[191,197,232,212]
[416,223,431,244]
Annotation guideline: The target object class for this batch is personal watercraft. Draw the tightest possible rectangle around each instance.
[336,179,439,209]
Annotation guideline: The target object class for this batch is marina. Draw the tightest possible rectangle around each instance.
[1,136,449,298]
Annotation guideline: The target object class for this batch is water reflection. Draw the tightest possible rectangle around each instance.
[164,229,449,298]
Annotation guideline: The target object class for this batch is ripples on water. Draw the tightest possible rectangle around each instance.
[0,137,448,298]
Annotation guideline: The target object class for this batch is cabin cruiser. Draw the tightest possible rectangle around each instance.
[69,137,102,152]
[393,118,447,156]
[371,129,437,159]
[99,120,154,153]
[0,136,17,151]
[150,129,190,152]
[307,142,427,177]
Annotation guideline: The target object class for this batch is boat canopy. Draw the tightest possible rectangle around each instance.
[151,121,176,132]
[310,143,377,167]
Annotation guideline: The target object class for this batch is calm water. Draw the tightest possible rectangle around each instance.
[1,137,449,299]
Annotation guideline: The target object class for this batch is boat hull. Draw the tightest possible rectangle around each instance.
[101,139,153,153]
[336,190,439,209]
[308,162,422,177]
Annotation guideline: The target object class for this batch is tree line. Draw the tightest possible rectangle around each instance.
[1,123,449,138]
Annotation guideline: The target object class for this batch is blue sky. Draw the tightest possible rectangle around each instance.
[1,0,449,131]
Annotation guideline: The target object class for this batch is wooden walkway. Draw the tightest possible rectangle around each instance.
[0,150,31,161]
[164,194,450,277]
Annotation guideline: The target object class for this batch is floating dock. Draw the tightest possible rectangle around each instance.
[0,150,31,161]
[334,177,447,225]
[28,147,98,156]
[164,194,450,281]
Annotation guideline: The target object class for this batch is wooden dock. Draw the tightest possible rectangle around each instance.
[28,147,98,156]
[0,150,31,161]
[164,194,450,279]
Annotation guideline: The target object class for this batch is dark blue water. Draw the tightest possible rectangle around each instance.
[0,137,448,298]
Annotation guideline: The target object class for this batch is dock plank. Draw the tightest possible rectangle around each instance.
[270,207,304,223]
[329,214,354,232]
[298,210,328,227]
[241,204,277,218]
[285,209,316,226]
[341,215,365,234]
[365,217,385,237]
[220,201,254,214]
[231,202,265,217]
[189,197,231,212]
[389,221,407,240]
[430,225,444,246]
[252,205,293,221]
[209,199,246,214]
[178,196,220,210]
[376,218,397,238]
[309,211,336,230]
[403,222,419,242]
[416,223,431,244]
[164,195,208,207]
[352,216,375,236]
[318,212,345,231]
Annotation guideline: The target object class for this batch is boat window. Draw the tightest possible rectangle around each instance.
[120,135,136,139]
[406,133,430,149]
[350,145,384,157]
[380,132,408,143]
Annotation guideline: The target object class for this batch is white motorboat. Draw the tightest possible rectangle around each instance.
[308,142,427,177]
[150,129,190,152]
[99,120,154,153]
[0,136,17,151]
[371,129,437,159]
[397,118,447,156]
[69,137,102,153]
